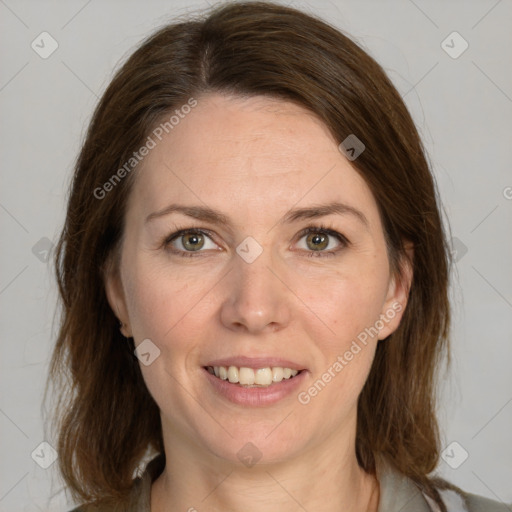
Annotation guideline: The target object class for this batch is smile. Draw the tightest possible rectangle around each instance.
[203,363,307,406]
[205,365,301,387]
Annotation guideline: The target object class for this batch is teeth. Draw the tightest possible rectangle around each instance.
[209,365,299,387]
[255,367,272,385]
[227,366,239,383]
[272,367,284,382]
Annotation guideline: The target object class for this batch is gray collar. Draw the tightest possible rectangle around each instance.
[128,453,164,512]
[376,456,434,512]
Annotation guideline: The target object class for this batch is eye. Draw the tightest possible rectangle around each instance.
[163,224,349,258]
[295,224,349,257]
[164,228,218,257]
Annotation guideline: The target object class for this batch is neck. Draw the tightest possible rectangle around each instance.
[151,419,380,512]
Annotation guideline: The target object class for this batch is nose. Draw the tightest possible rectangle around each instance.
[219,247,291,334]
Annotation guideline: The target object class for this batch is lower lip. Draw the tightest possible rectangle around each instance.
[203,367,308,407]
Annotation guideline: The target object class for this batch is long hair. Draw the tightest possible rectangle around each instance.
[45,1,453,509]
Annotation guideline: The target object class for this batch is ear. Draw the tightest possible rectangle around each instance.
[377,242,414,340]
[103,252,133,338]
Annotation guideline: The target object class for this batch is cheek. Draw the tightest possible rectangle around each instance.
[299,264,389,351]
[123,256,215,350]
[294,275,385,423]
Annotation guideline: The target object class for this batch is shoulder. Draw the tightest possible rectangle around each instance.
[433,482,511,512]
[65,482,141,512]
[459,490,511,512]
[66,453,165,512]
[375,455,510,512]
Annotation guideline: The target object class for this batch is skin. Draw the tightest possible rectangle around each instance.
[105,93,413,512]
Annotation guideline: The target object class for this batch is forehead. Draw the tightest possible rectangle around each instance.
[128,93,377,225]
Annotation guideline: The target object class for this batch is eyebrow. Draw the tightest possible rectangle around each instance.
[145,201,369,230]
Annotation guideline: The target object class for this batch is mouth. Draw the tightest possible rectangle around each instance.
[203,365,305,388]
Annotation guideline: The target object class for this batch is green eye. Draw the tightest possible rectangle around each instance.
[163,224,349,258]
[297,225,349,258]
[164,229,217,257]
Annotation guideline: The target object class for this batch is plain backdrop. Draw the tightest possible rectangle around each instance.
[0,0,511,510]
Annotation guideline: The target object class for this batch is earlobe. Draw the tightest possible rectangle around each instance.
[378,244,414,340]
[103,258,133,338]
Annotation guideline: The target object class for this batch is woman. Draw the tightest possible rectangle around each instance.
[45,1,510,511]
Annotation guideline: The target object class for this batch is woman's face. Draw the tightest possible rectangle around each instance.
[106,93,410,467]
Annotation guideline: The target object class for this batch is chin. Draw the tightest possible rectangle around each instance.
[197,422,309,468]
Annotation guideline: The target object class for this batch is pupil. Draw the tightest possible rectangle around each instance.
[308,232,327,251]
[184,233,203,250]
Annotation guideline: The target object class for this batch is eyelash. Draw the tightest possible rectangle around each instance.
[162,223,350,259]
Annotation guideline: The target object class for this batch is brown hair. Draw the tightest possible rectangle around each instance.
[45,1,454,509]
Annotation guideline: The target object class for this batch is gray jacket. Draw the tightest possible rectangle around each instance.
[70,454,511,511]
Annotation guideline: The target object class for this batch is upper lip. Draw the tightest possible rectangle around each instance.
[204,356,306,371]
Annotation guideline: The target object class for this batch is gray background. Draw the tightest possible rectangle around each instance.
[1,0,511,510]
